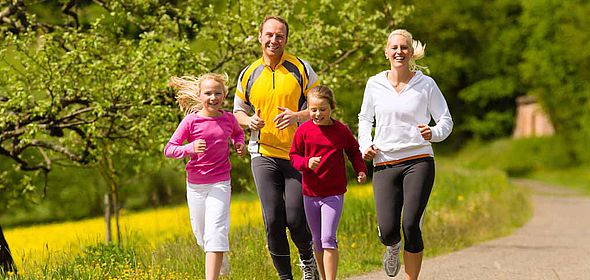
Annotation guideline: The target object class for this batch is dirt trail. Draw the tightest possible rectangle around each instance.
[346,179,590,280]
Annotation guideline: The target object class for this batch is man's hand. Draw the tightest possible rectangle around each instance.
[249,108,265,131]
[274,107,298,130]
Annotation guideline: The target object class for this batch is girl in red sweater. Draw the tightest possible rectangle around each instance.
[289,85,367,280]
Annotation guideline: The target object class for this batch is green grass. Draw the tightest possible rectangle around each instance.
[4,161,530,279]
[525,167,590,194]
[454,136,590,194]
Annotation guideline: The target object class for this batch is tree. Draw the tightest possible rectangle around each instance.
[399,0,526,142]
[1,0,413,270]
[0,225,16,274]
[519,0,590,163]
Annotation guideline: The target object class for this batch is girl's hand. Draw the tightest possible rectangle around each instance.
[357,172,367,183]
[193,139,206,154]
[308,156,321,170]
[235,142,246,157]
[418,124,432,141]
[249,108,265,131]
[363,145,379,161]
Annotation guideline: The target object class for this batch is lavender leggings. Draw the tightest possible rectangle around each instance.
[303,194,344,251]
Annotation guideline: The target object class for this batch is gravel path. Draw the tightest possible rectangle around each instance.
[346,179,590,280]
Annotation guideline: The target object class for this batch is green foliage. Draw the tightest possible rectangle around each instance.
[518,0,590,163]
[0,0,413,210]
[401,0,525,141]
[384,0,589,157]
[3,0,587,229]
[0,161,189,227]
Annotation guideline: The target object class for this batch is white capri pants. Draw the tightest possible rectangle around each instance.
[186,180,231,252]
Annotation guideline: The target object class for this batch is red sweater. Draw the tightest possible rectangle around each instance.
[290,119,367,197]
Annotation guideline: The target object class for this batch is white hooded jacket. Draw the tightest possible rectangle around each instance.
[358,70,453,165]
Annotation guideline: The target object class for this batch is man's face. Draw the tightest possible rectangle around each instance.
[258,19,287,60]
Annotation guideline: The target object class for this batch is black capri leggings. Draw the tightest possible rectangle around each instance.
[372,157,435,253]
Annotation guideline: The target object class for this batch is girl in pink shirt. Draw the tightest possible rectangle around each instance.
[164,73,245,280]
[289,85,367,280]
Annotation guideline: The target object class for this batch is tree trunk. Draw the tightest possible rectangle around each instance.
[99,146,122,244]
[104,193,112,243]
[0,225,17,274]
[112,188,121,244]
[106,156,121,244]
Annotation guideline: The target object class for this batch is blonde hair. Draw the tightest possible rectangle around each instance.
[387,29,427,71]
[168,73,229,115]
[308,85,336,110]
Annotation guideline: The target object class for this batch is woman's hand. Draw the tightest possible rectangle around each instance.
[418,124,432,141]
[363,145,379,161]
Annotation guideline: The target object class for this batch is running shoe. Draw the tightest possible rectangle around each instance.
[299,257,320,280]
[383,241,402,277]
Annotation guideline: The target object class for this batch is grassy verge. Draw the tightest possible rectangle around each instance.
[4,163,530,279]
[454,136,590,194]
[525,167,590,194]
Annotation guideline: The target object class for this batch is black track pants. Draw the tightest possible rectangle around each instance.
[251,156,314,279]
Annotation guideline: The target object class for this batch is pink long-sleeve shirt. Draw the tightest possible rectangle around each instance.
[164,110,245,184]
[290,119,367,197]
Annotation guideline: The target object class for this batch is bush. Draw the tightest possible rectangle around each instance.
[455,136,574,176]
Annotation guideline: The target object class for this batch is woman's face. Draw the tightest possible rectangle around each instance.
[198,79,226,114]
[385,34,413,70]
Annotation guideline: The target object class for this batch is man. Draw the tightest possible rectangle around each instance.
[233,15,320,280]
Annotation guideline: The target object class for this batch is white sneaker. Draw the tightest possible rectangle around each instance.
[299,257,320,280]
[383,242,402,277]
[220,253,230,276]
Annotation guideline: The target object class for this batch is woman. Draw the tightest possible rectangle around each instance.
[357,29,453,279]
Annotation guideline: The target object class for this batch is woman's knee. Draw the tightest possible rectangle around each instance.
[378,226,401,246]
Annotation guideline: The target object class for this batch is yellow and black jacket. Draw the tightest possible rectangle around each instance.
[233,52,319,160]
